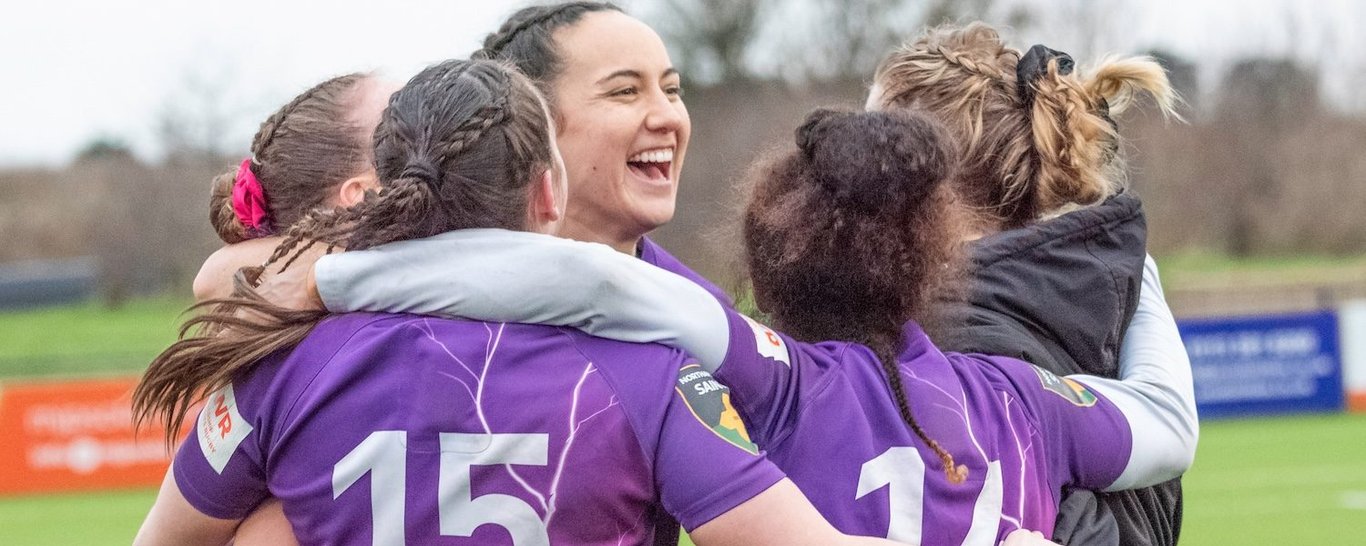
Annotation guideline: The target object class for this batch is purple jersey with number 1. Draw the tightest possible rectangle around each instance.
[717,311,1134,545]
[173,313,783,545]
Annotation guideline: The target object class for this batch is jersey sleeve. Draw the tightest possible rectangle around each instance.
[985,356,1135,492]
[171,382,270,520]
[710,309,845,448]
[314,229,733,369]
[654,362,787,530]
[593,346,786,532]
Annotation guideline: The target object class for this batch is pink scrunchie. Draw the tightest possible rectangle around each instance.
[231,158,272,235]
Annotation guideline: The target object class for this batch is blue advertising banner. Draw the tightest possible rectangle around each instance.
[1179,311,1342,419]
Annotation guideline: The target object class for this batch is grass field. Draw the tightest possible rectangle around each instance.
[0,296,188,379]
[2,413,1363,545]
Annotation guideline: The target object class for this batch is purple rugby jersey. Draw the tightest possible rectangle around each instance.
[718,312,1133,545]
[637,236,733,307]
[173,313,782,545]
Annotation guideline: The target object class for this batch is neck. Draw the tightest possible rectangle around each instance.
[558,214,642,254]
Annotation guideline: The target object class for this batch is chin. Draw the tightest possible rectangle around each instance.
[632,201,677,233]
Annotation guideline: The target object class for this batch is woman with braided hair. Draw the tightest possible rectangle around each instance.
[194,73,398,302]
[867,23,1186,546]
[185,71,401,544]
[287,107,1196,545]
[133,58,905,546]
[469,2,731,303]
[203,2,723,303]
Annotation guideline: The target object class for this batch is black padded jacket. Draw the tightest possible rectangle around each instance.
[935,193,1183,546]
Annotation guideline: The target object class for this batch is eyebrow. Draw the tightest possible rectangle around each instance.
[596,68,680,85]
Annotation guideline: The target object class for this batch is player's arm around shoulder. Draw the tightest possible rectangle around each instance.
[192,236,284,302]
[133,464,240,546]
[1071,256,1198,491]
[690,478,906,546]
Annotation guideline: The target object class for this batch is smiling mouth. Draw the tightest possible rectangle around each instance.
[627,148,674,184]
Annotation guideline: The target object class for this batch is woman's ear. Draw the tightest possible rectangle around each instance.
[336,173,379,208]
[532,168,564,223]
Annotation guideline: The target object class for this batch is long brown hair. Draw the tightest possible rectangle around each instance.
[871,23,1179,231]
[743,108,969,483]
[209,73,376,243]
[134,60,557,443]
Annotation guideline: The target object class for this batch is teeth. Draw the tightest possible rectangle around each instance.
[629,148,674,164]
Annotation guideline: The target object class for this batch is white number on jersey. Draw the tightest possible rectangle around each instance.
[856,447,1005,546]
[333,431,551,546]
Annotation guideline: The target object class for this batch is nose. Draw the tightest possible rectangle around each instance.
[644,89,684,134]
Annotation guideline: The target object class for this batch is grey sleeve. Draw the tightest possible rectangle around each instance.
[315,229,733,369]
[1071,255,1198,491]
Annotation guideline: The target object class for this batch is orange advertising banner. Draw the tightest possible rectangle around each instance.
[1350,392,1366,413]
[0,376,188,496]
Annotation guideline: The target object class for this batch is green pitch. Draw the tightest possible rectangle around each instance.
[1,413,1361,545]
[0,296,189,379]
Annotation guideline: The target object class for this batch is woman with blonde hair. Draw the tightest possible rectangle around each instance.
[866,23,1185,546]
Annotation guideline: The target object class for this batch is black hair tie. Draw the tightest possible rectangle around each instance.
[1016,44,1075,106]
[400,159,441,185]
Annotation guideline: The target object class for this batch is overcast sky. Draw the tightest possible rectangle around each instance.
[3,0,1363,167]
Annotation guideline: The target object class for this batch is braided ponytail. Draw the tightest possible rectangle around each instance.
[872,22,1180,229]
[1023,54,1180,215]
[205,73,374,244]
[136,60,558,443]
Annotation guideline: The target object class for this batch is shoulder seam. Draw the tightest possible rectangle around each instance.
[555,327,669,489]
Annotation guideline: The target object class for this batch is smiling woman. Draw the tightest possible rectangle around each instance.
[546,10,690,252]
[470,2,730,305]
[476,3,691,256]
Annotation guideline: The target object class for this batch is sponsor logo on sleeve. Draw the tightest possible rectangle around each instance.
[197,384,254,474]
[1031,366,1098,407]
[740,315,790,366]
[676,364,759,455]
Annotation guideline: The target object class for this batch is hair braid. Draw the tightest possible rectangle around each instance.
[139,59,557,443]
[432,87,509,161]
[874,345,969,485]
[345,181,438,249]
[930,42,1013,82]
[252,79,335,158]
[477,4,580,58]
[1024,61,1117,213]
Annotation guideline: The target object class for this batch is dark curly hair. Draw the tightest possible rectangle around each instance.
[743,108,971,483]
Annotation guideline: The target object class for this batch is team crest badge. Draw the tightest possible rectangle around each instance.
[676,363,759,454]
[1031,366,1098,407]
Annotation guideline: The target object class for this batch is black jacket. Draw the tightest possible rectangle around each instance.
[936,193,1183,546]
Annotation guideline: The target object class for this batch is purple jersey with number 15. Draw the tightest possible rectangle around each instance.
[718,311,1134,545]
[173,313,782,545]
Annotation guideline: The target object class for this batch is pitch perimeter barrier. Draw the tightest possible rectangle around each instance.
[1179,311,1343,419]
[1340,300,1366,412]
[0,376,189,496]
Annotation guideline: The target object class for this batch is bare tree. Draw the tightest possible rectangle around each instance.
[654,0,764,84]
[156,59,253,164]
[645,0,998,85]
